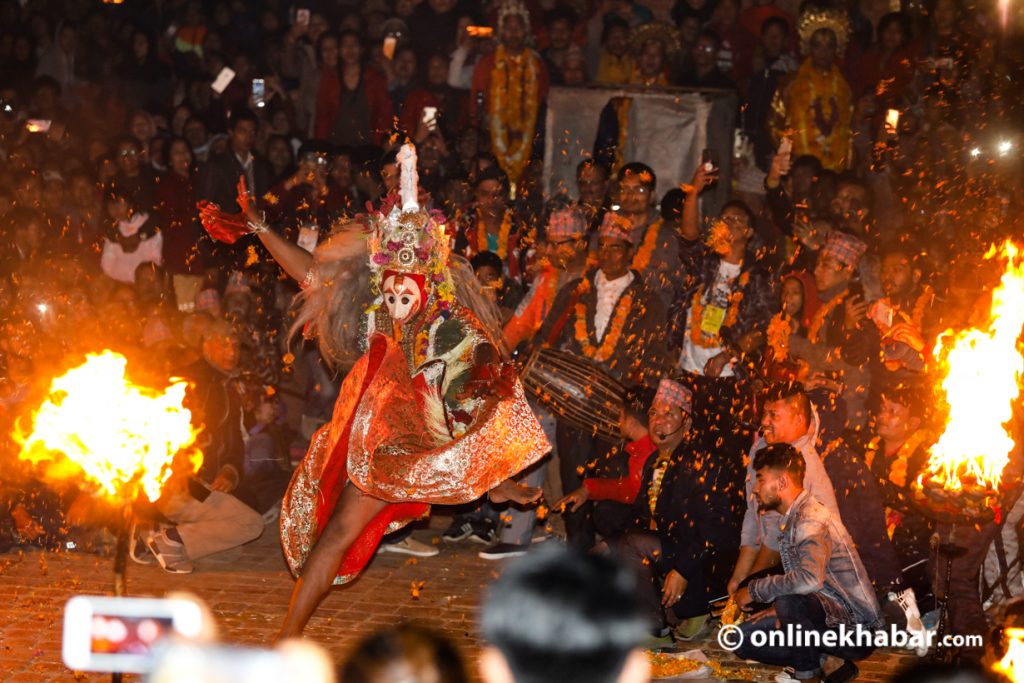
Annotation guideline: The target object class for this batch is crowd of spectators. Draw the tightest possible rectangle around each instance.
[1,0,1023,674]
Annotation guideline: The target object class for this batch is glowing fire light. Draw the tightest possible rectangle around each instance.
[922,241,1024,494]
[17,351,201,502]
[995,628,1024,682]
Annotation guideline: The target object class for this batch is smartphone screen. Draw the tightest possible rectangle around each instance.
[885,109,900,135]
[252,78,266,108]
[422,106,438,130]
[90,614,174,656]
[383,35,397,60]
[296,8,310,27]
[26,119,52,133]
[701,148,719,173]
[466,26,494,37]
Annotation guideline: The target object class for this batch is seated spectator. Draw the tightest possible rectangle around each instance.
[559,379,744,640]
[787,231,878,429]
[729,382,841,594]
[480,546,649,683]
[237,391,291,521]
[100,187,164,284]
[733,443,883,681]
[142,320,264,573]
[112,135,158,213]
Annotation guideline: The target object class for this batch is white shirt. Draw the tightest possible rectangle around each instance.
[679,260,742,377]
[101,232,163,284]
[594,270,634,341]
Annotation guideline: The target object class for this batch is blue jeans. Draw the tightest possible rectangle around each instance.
[734,594,875,679]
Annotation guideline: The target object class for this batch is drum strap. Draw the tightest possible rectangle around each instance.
[545,289,583,347]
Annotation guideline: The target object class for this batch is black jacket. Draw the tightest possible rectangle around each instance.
[633,437,746,582]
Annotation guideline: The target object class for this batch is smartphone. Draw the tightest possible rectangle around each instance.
[295,8,310,27]
[165,22,179,39]
[701,148,719,174]
[885,109,900,135]
[252,78,266,108]
[62,596,205,673]
[26,119,52,133]
[422,106,438,131]
[210,67,236,94]
[935,57,954,70]
[466,25,494,37]
[383,35,397,60]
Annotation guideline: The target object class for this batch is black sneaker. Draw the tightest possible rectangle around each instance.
[478,542,528,560]
[468,519,496,545]
[441,519,475,543]
[824,660,859,683]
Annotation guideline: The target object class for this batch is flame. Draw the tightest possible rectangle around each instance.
[995,628,1024,682]
[16,351,201,502]
[923,241,1024,493]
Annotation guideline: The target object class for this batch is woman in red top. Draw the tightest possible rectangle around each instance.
[315,30,394,146]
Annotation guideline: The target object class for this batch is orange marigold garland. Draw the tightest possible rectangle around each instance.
[573,279,634,363]
[488,45,540,184]
[631,219,662,272]
[689,272,750,348]
[807,290,848,344]
[766,313,794,361]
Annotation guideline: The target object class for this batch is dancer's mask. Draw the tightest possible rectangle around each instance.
[382,271,426,325]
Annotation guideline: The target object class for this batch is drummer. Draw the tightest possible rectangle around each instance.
[556,378,745,641]
[534,211,673,550]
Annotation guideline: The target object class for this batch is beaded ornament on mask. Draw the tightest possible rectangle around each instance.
[366,144,456,328]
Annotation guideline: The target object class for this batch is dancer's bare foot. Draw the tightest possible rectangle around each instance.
[488,478,542,504]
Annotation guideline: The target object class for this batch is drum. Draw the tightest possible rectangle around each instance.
[520,348,625,443]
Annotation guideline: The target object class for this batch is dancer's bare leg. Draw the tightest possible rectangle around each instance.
[276,483,388,640]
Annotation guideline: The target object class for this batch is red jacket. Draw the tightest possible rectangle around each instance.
[582,436,656,502]
[314,67,394,145]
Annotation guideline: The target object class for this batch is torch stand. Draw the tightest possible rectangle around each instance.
[111,506,134,683]
[932,523,968,663]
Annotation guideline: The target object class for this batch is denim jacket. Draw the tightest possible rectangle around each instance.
[748,491,883,629]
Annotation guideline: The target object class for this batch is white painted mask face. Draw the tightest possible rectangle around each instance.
[382,273,425,325]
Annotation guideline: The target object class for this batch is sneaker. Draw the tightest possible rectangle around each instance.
[774,668,801,683]
[261,501,282,525]
[673,613,711,641]
[889,587,928,654]
[824,660,859,683]
[468,519,497,545]
[441,519,475,543]
[128,523,156,565]
[144,530,194,574]
[478,542,529,560]
[380,536,440,557]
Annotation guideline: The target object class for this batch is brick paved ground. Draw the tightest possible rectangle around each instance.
[0,513,933,683]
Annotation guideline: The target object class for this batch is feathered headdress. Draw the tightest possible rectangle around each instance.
[364,143,456,306]
[797,7,850,56]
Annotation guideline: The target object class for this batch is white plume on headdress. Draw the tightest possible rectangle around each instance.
[397,143,419,212]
